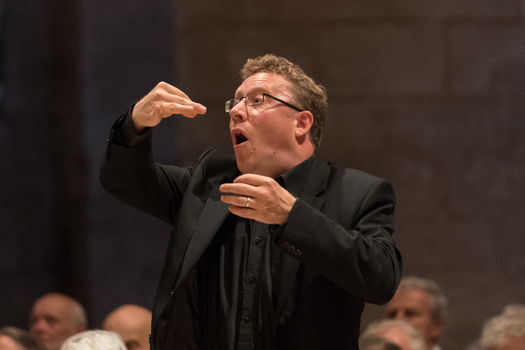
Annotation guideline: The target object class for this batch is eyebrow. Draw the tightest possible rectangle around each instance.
[235,88,268,98]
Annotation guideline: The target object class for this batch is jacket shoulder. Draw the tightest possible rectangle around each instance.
[326,162,395,203]
[328,162,388,186]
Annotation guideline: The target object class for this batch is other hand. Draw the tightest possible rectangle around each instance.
[219,174,297,225]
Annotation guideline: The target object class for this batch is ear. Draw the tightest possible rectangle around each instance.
[295,111,314,139]
[429,320,444,341]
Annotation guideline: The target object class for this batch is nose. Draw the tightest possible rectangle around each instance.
[31,319,48,334]
[229,100,248,124]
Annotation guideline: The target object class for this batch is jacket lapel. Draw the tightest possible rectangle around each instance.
[173,177,231,291]
[276,156,332,318]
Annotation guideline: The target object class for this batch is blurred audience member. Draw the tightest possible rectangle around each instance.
[501,304,525,319]
[60,330,125,350]
[0,327,41,350]
[102,305,151,350]
[29,293,87,350]
[478,304,525,350]
[360,334,403,350]
[362,319,426,350]
[385,276,447,350]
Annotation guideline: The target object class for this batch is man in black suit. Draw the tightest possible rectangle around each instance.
[100,54,402,350]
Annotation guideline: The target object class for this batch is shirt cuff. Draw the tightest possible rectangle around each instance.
[113,105,151,146]
[269,198,301,240]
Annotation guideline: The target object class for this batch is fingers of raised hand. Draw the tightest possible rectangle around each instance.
[155,81,190,99]
[135,82,206,125]
[151,101,203,119]
[149,88,206,118]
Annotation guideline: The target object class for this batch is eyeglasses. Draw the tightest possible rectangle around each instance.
[225,92,304,113]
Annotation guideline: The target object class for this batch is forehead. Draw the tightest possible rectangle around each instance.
[236,72,292,96]
[32,296,71,318]
[388,289,432,311]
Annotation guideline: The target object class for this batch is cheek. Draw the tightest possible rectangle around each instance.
[258,121,294,144]
[54,324,74,335]
[412,314,427,324]
[413,315,434,332]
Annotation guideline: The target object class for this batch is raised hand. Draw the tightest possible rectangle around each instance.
[132,81,207,130]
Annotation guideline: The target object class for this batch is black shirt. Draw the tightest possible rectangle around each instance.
[195,156,316,350]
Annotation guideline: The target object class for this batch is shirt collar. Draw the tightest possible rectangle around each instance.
[277,154,317,197]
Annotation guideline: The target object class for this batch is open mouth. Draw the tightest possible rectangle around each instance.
[234,131,248,145]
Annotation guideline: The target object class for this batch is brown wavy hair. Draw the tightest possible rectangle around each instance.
[240,54,327,150]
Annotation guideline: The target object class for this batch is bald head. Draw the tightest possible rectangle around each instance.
[29,293,87,350]
[103,305,151,350]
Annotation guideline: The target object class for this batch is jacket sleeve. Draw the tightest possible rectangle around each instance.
[99,112,194,225]
[273,176,402,305]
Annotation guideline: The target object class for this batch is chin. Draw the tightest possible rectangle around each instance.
[236,162,252,175]
[236,158,262,175]
[234,157,247,174]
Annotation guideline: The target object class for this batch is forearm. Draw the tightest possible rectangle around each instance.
[100,112,191,224]
[273,180,402,304]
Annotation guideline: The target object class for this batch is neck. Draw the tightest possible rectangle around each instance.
[261,150,314,178]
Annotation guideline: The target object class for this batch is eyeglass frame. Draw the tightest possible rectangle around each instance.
[225,92,304,113]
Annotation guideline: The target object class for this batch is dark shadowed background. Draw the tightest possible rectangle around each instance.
[1,1,524,349]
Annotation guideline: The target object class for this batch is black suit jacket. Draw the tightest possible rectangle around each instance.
[100,120,402,350]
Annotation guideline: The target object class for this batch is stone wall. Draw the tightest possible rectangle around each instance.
[1,1,524,348]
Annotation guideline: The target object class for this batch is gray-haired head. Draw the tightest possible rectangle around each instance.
[362,319,427,350]
[501,304,525,320]
[0,327,42,350]
[479,305,525,350]
[397,276,448,323]
[60,330,126,350]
